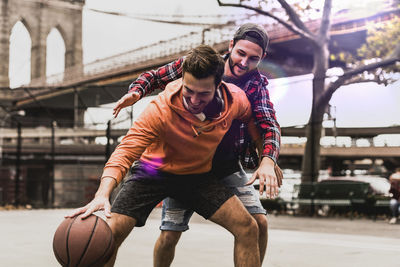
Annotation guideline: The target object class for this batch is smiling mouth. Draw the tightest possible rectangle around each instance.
[236,65,248,71]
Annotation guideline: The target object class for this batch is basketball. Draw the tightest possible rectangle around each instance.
[53,214,115,267]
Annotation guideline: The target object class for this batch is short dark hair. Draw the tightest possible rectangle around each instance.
[182,45,225,87]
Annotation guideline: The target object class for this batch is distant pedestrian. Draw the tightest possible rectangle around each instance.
[389,168,400,224]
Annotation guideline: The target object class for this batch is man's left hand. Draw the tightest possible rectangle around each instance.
[246,157,280,199]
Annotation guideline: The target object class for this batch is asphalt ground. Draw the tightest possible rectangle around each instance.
[0,208,399,267]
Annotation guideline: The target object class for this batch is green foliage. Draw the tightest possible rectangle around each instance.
[357,16,400,80]
[358,16,400,60]
[334,16,400,83]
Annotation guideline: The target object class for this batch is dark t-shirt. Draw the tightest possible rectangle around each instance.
[211,71,259,178]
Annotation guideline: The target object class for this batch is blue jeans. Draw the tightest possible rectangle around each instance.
[160,166,266,231]
[390,199,400,217]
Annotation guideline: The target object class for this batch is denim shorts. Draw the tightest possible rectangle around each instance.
[111,162,234,227]
[160,166,266,232]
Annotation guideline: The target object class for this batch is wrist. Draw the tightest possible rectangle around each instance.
[96,176,117,197]
[260,156,275,167]
[132,89,143,98]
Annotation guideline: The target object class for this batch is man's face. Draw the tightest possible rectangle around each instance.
[228,39,264,77]
[182,73,216,114]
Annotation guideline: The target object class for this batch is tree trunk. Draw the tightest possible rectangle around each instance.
[299,41,329,215]
[301,42,329,183]
[301,109,325,182]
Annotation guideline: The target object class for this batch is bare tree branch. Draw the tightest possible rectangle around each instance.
[342,76,380,86]
[318,0,332,43]
[276,0,312,34]
[217,0,316,42]
[320,57,400,106]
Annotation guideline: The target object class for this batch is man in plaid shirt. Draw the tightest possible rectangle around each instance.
[113,23,281,266]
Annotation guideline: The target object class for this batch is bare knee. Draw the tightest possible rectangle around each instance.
[158,231,182,249]
[107,213,136,246]
[235,215,259,240]
[253,214,268,235]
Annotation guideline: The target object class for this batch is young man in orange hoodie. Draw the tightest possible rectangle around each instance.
[67,45,262,267]
[113,23,281,266]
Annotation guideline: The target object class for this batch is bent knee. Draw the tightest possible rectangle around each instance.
[253,214,268,233]
[107,213,135,245]
[159,231,182,248]
[235,215,259,239]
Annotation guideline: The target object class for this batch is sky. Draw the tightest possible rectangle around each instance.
[8,0,400,133]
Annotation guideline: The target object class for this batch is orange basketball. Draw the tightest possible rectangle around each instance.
[53,214,115,267]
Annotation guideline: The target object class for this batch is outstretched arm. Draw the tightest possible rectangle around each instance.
[250,80,281,164]
[113,57,184,117]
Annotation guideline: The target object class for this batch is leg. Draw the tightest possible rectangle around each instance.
[153,231,182,267]
[209,196,260,267]
[390,199,399,224]
[222,169,268,264]
[154,197,194,267]
[107,165,170,265]
[105,213,137,267]
[253,213,268,262]
[174,172,259,266]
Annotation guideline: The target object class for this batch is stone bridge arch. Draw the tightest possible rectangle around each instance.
[0,0,84,87]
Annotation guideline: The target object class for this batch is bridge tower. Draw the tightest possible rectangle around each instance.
[0,0,84,88]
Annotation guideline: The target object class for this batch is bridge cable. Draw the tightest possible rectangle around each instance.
[87,8,249,27]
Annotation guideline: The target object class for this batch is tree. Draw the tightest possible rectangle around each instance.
[217,0,400,184]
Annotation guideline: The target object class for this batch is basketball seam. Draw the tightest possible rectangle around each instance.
[89,220,114,267]
[66,217,78,267]
[76,216,98,267]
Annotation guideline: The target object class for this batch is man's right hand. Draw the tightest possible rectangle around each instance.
[65,177,117,219]
[113,91,141,118]
[65,195,112,219]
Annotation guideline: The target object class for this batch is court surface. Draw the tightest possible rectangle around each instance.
[0,208,399,267]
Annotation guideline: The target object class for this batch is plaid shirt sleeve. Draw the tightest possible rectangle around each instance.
[245,75,281,165]
[127,57,184,97]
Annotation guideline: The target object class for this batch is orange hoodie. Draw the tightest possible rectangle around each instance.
[102,78,252,184]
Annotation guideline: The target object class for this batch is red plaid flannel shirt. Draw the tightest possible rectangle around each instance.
[128,57,281,168]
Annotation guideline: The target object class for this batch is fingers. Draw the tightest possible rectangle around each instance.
[275,165,283,187]
[113,106,121,118]
[270,175,279,199]
[261,174,279,199]
[80,206,97,219]
[65,207,87,218]
[258,174,265,197]
[113,97,126,118]
[65,198,110,220]
[103,202,112,218]
[113,92,139,118]
[112,96,128,118]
